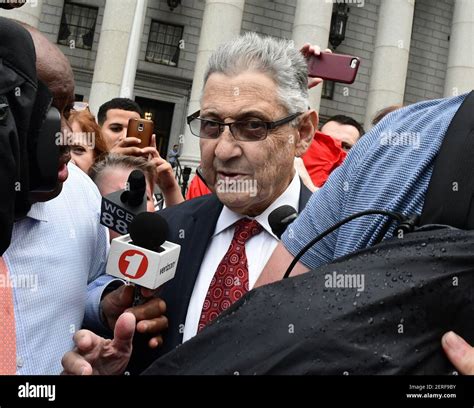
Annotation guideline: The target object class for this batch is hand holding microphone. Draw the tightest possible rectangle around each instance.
[101,212,180,348]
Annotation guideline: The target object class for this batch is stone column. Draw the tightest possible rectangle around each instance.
[364,0,415,129]
[444,0,474,97]
[88,0,146,115]
[180,0,245,168]
[0,0,44,28]
[292,0,333,111]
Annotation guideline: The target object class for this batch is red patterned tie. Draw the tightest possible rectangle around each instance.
[0,257,16,375]
[198,218,263,331]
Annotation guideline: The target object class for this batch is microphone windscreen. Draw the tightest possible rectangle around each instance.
[129,212,169,251]
[129,169,146,190]
[268,205,298,239]
[123,170,146,207]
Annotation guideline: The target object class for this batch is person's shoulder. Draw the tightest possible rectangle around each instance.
[349,94,467,164]
[64,162,102,201]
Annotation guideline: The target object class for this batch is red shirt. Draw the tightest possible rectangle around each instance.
[186,173,211,200]
[302,131,347,187]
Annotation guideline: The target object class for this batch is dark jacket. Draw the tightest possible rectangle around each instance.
[127,182,312,374]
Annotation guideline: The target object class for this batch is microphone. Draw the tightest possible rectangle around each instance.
[100,170,147,235]
[268,205,298,239]
[105,212,181,290]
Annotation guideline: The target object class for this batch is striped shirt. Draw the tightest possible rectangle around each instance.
[282,94,468,270]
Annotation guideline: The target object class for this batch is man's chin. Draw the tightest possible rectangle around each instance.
[217,192,256,214]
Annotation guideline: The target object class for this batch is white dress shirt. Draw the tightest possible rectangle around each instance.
[183,173,301,342]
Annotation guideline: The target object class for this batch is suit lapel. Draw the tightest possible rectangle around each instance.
[176,195,223,300]
[298,180,312,212]
[168,195,223,345]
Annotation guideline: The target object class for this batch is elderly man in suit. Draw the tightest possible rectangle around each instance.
[62,32,318,375]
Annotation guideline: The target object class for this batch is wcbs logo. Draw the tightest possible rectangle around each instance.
[118,250,149,279]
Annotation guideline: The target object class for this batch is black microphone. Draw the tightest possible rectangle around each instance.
[121,169,146,207]
[268,205,298,239]
[100,170,147,235]
[129,211,169,253]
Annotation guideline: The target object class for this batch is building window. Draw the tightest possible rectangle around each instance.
[58,1,98,50]
[146,21,183,67]
[322,80,335,100]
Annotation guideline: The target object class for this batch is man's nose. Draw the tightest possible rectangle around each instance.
[214,127,242,161]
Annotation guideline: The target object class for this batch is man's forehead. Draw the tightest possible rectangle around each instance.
[203,71,277,95]
[201,71,282,115]
[105,109,140,123]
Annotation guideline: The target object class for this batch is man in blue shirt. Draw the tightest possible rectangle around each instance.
[1,20,167,374]
[255,93,468,285]
[254,92,474,375]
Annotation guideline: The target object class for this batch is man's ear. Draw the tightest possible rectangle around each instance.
[295,110,318,157]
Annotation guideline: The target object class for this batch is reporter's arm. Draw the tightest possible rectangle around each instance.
[254,242,309,288]
[143,135,184,207]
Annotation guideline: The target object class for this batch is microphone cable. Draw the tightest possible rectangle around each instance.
[283,210,419,279]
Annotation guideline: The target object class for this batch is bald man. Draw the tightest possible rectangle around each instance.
[0,19,166,375]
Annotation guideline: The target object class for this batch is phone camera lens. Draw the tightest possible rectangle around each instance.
[138,124,144,131]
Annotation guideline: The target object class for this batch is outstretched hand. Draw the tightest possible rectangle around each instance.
[61,312,136,375]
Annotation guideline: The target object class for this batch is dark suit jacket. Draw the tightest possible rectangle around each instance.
[127,182,312,374]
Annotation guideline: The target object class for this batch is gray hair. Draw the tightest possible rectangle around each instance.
[203,32,309,115]
[90,154,156,189]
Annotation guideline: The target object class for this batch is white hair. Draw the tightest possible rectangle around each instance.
[203,32,309,115]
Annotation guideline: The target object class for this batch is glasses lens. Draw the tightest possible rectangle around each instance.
[195,118,220,138]
[234,120,267,141]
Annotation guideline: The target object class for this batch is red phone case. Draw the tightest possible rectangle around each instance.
[307,53,361,84]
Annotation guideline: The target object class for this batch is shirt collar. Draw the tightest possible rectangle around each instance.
[26,201,50,222]
[214,172,301,239]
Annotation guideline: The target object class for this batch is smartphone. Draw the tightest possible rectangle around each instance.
[127,118,154,148]
[307,52,361,84]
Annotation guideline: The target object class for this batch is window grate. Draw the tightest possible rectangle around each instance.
[146,21,183,67]
[322,80,335,100]
[58,1,98,50]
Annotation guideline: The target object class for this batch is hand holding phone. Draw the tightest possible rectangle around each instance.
[307,52,361,84]
[127,118,154,149]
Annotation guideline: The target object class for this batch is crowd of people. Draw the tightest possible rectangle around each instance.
[1,7,474,377]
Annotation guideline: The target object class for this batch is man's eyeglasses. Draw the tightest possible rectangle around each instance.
[186,111,302,142]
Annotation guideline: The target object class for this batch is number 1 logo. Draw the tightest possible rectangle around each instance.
[118,250,149,279]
